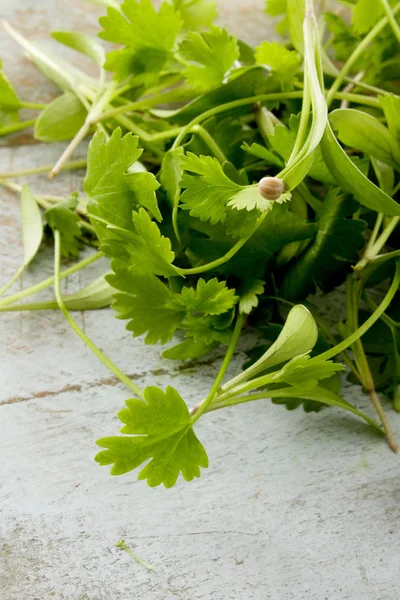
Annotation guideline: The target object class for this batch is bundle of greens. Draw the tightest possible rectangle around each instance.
[1,0,400,488]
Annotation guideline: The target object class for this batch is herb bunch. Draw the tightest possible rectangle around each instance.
[1,0,400,487]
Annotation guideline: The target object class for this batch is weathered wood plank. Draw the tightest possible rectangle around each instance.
[0,2,399,600]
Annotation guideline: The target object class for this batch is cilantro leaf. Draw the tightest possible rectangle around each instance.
[265,0,287,15]
[238,279,265,315]
[352,0,384,35]
[0,60,20,110]
[96,385,208,487]
[100,209,178,277]
[282,190,367,300]
[255,41,300,89]
[108,270,184,343]
[0,60,20,126]
[178,27,239,93]
[180,153,269,224]
[45,194,82,258]
[325,12,359,63]
[172,0,218,31]
[174,277,238,314]
[275,353,345,390]
[108,266,236,344]
[85,129,161,228]
[99,0,182,80]
[182,313,233,345]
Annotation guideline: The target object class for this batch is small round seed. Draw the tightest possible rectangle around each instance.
[258,176,285,201]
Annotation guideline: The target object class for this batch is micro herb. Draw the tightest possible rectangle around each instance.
[1,0,400,487]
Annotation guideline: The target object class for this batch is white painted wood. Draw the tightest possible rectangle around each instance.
[0,2,399,599]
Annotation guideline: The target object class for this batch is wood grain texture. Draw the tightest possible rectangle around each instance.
[0,1,399,599]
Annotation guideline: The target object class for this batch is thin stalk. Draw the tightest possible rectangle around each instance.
[115,540,155,571]
[190,314,245,421]
[19,101,47,110]
[0,118,36,137]
[191,125,227,163]
[0,160,87,179]
[354,213,384,271]
[326,2,400,106]
[178,214,266,276]
[0,264,24,297]
[207,389,383,432]
[50,82,118,178]
[310,261,400,363]
[378,0,400,45]
[54,231,144,399]
[0,251,104,308]
[369,216,399,255]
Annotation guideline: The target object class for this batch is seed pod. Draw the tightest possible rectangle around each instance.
[258,176,285,201]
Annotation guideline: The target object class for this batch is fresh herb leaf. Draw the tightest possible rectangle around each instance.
[178,27,239,93]
[172,0,218,31]
[96,385,208,487]
[45,194,82,258]
[255,41,300,89]
[282,190,367,300]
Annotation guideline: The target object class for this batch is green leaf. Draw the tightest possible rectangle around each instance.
[20,185,43,266]
[96,385,208,487]
[162,338,218,360]
[180,153,269,224]
[320,122,400,216]
[182,313,233,345]
[85,129,161,227]
[274,353,345,389]
[265,0,287,16]
[352,0,384,34]
[329,108,400,169]
[282,190,367,300]
[99,0,182,80]
[108,271,184,343]
[178,27,239,93]
[52,31,105,67]
[11,275,114,311]
[173,277,238,314]
[244,305,319,376]
[0,60,20,110]
[287,0,305,54]
[108,267,236,343]
[100,209,178,277]
[242,142,284,168]
[45,194,82,258]
[255,41,300,89]
[34,92,87,142]
[159,147,184,206]
[379,93,400,143]
[238,279,264,315]
[325,12,359,63]
[172,0,218,30]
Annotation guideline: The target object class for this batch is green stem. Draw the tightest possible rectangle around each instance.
[208,388,383,432]
[178,214,266,276]
[0,160,87,179]
[115,540,155,571]
[0,251,104,308]
[0,264,25,297]
[369,216,399,256]
[326,2,400,106]
[311,262,400,363]
[191,125,227,163]
[19,101,47,110]
[190,314,245,422]
[0,118,36,137]
[354,213,384,271]
[50,81,118,178]
[378,0,400,45]
[53,232,144,399]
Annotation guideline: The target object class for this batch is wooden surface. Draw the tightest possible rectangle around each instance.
[1,2,400,599]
